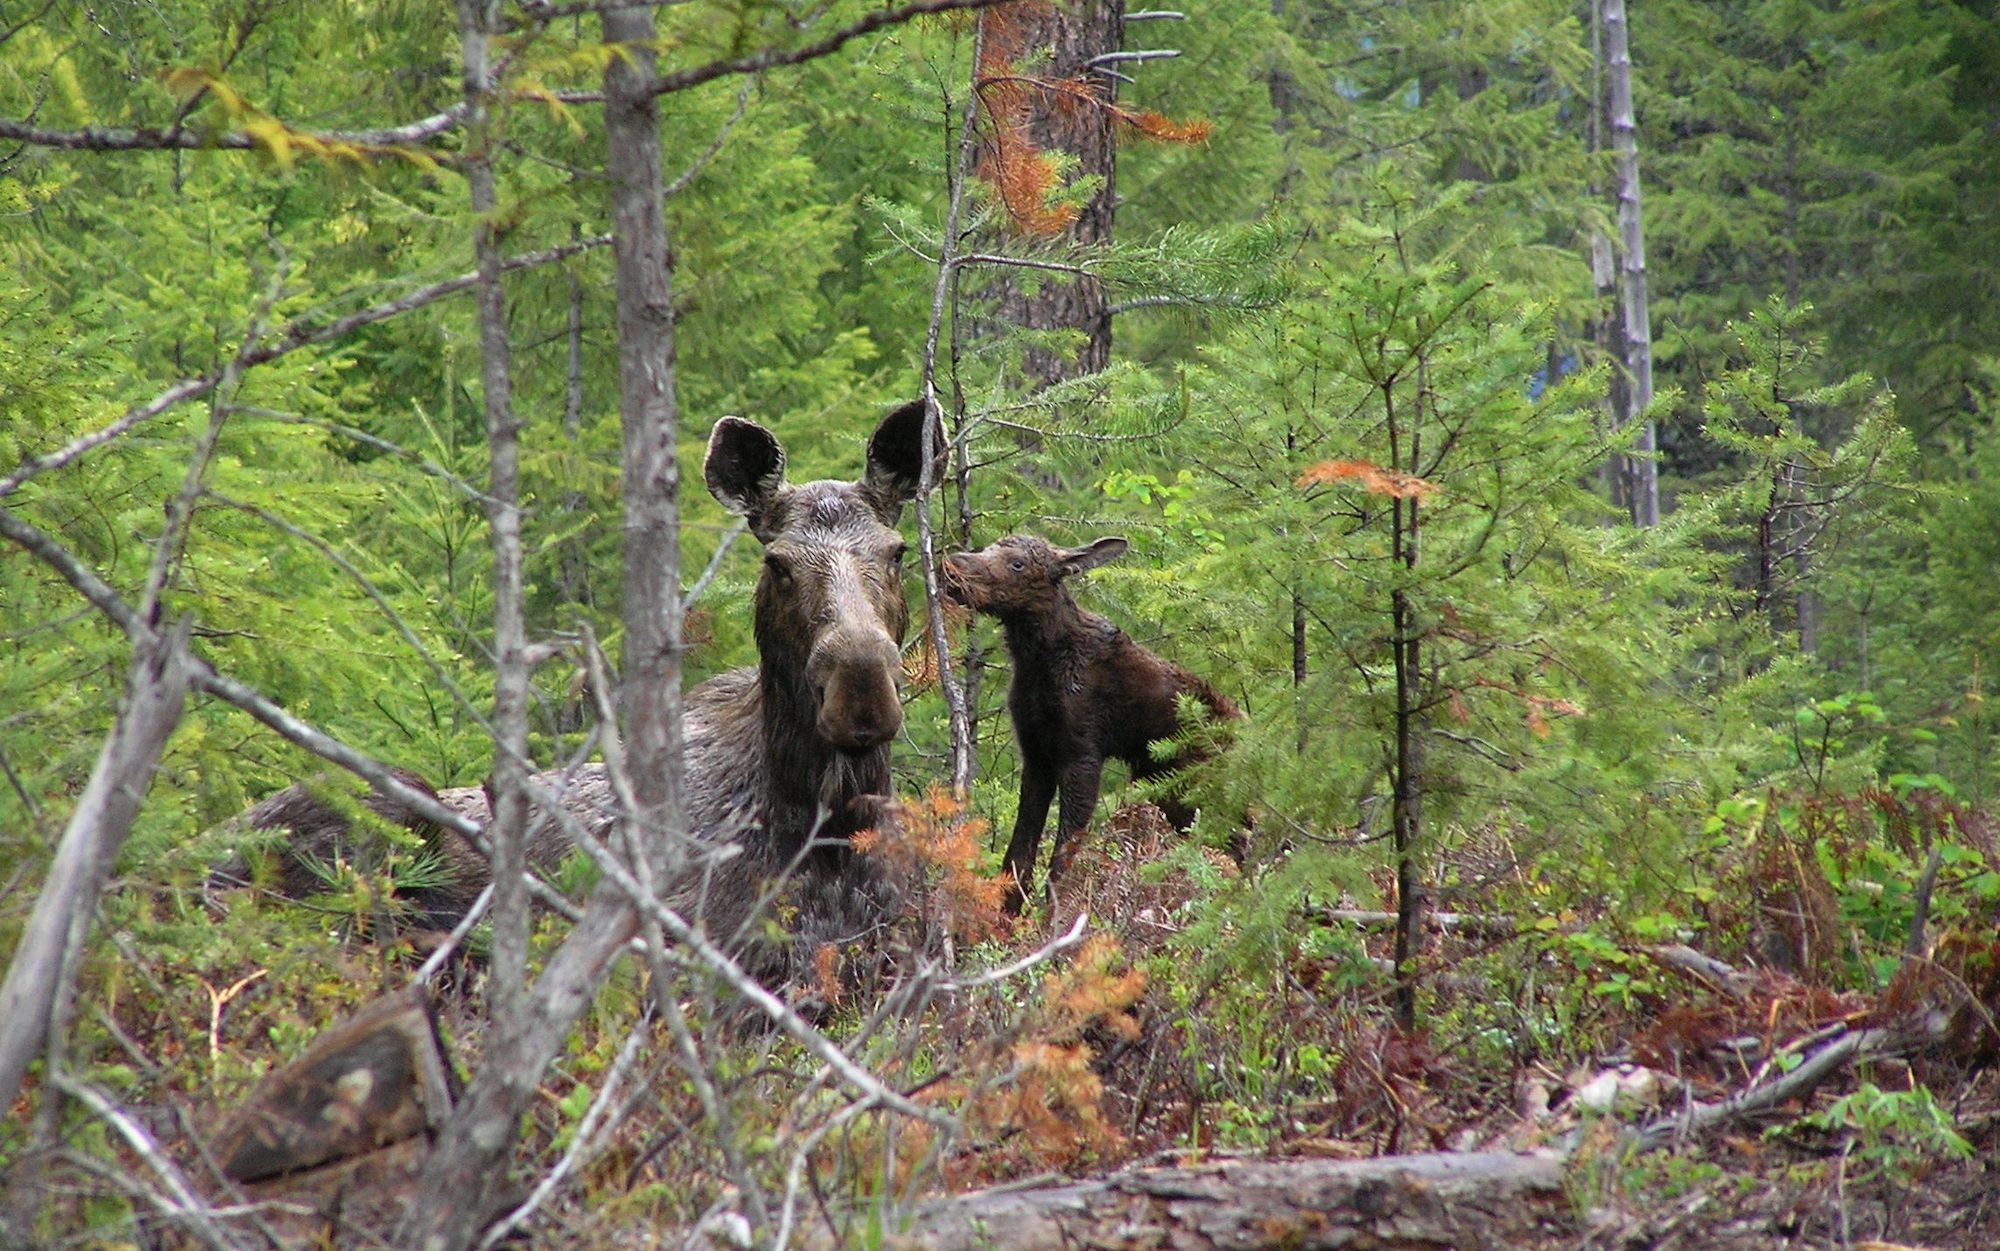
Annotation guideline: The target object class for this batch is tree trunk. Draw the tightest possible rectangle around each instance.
[455,0,535,1046]
[796,1152,1570,1251]
[396,3,688,1244]
[1603,0,1659,527]
[603,0,689,863]
[981,0,1123,388]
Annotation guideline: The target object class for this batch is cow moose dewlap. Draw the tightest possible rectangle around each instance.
[941,534,1242,910]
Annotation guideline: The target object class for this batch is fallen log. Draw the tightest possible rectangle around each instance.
[797,1151,1571,1251]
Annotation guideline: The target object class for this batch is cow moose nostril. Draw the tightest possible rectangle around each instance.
[810,634,904,751]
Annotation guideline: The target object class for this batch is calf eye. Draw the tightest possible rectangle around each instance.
[891,542,909,568]
[1009,558,1027,572]
[765,553,794,585]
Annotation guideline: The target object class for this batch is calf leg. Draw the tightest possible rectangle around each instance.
[1045,758,1105,896]
[1002,758,1058,913]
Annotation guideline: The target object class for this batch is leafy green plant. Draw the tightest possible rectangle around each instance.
[1781,1082,1973,1184]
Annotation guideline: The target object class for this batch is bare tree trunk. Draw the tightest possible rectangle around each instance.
[0,620,191,1109]
[981,0,1123,388]
[1387,382,1424,1031]
[455,0,535,1043]
[603,0,688,857]
[397,7,690,1245]
[1603,0,1659,527]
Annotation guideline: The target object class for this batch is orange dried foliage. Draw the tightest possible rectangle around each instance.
[903,600,970,692]
[1039,933,1146,1045]
[1466,677,1584,738]
[1109,106,1213,144]
[974,1,1209,236]
[1296,458,1442,501]
[938,935,1147,1181]
[809,943,844,1008]
[853,785,1012,944]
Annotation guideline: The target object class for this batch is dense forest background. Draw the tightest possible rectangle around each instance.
[3,1,2000,1248]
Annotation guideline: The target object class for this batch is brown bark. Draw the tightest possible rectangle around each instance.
[798,1153,1570,1251]
[982,0,1124,387]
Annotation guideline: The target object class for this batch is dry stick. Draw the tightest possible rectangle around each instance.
[53,1076,245,1251]
[1628,1026,1900,1154]
[0,234,609,503]
[413,883,497,986]
[917,16,985,796]
[577,636,771,1233]
[0,110,464,152]
[475,1008,651,1251]
[645,0,1009,99]
[0,619,192,1138]
[456,0,536,1044]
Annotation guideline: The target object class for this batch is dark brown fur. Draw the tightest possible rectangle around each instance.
[942,535,1240,908]
[233,402,943,975]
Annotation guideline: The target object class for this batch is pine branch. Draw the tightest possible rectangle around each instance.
[0,233,609,503]
[647,0,1010,98]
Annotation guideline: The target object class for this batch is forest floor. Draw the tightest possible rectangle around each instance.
[42,798,2000,1250]
[1026,805,2000,1251]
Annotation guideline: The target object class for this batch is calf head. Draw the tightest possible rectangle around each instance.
[705,401,946,752]
[941,534,1129,619]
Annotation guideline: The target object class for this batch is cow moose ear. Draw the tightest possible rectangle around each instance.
[860,399,948,522]
[1062,536,1130,577]
[705,417,789,539]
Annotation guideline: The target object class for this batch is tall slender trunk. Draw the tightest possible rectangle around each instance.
[604,1,688,848]
[0,623,190,1112]
[455,0,533,1038]
[1603,0,1659,527]
[923,21,985,794]
[399,7,686,1245]
[1385,381,1423,1030]
[981,0,1123,388]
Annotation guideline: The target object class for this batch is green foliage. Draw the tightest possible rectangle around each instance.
[1780,1082,1974,1183]
[4,0,2000,1234]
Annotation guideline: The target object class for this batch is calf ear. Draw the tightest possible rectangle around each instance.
[861,399,948,521]
[1062,536,1130,577]
[705,417,789,539]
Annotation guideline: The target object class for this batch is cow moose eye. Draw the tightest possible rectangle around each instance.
[1009,558,1027,572]
[764,553,794,585]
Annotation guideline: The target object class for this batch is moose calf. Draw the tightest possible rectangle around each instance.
[942,535,1239,908]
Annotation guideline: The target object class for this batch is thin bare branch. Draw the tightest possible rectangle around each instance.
[918,16,984,795]
[54,1075,243,1251]
[475,1007,651,1250]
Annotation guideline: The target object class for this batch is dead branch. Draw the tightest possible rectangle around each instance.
[791,1152,1570,1251]
[1642,943,1759,1001]
[0,619,192,1107]
[1314,907,1520,937]
[1628,1025,1916,1153]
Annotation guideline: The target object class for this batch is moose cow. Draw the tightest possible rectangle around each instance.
[941,534,1240,909]
[231,401,943,974]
